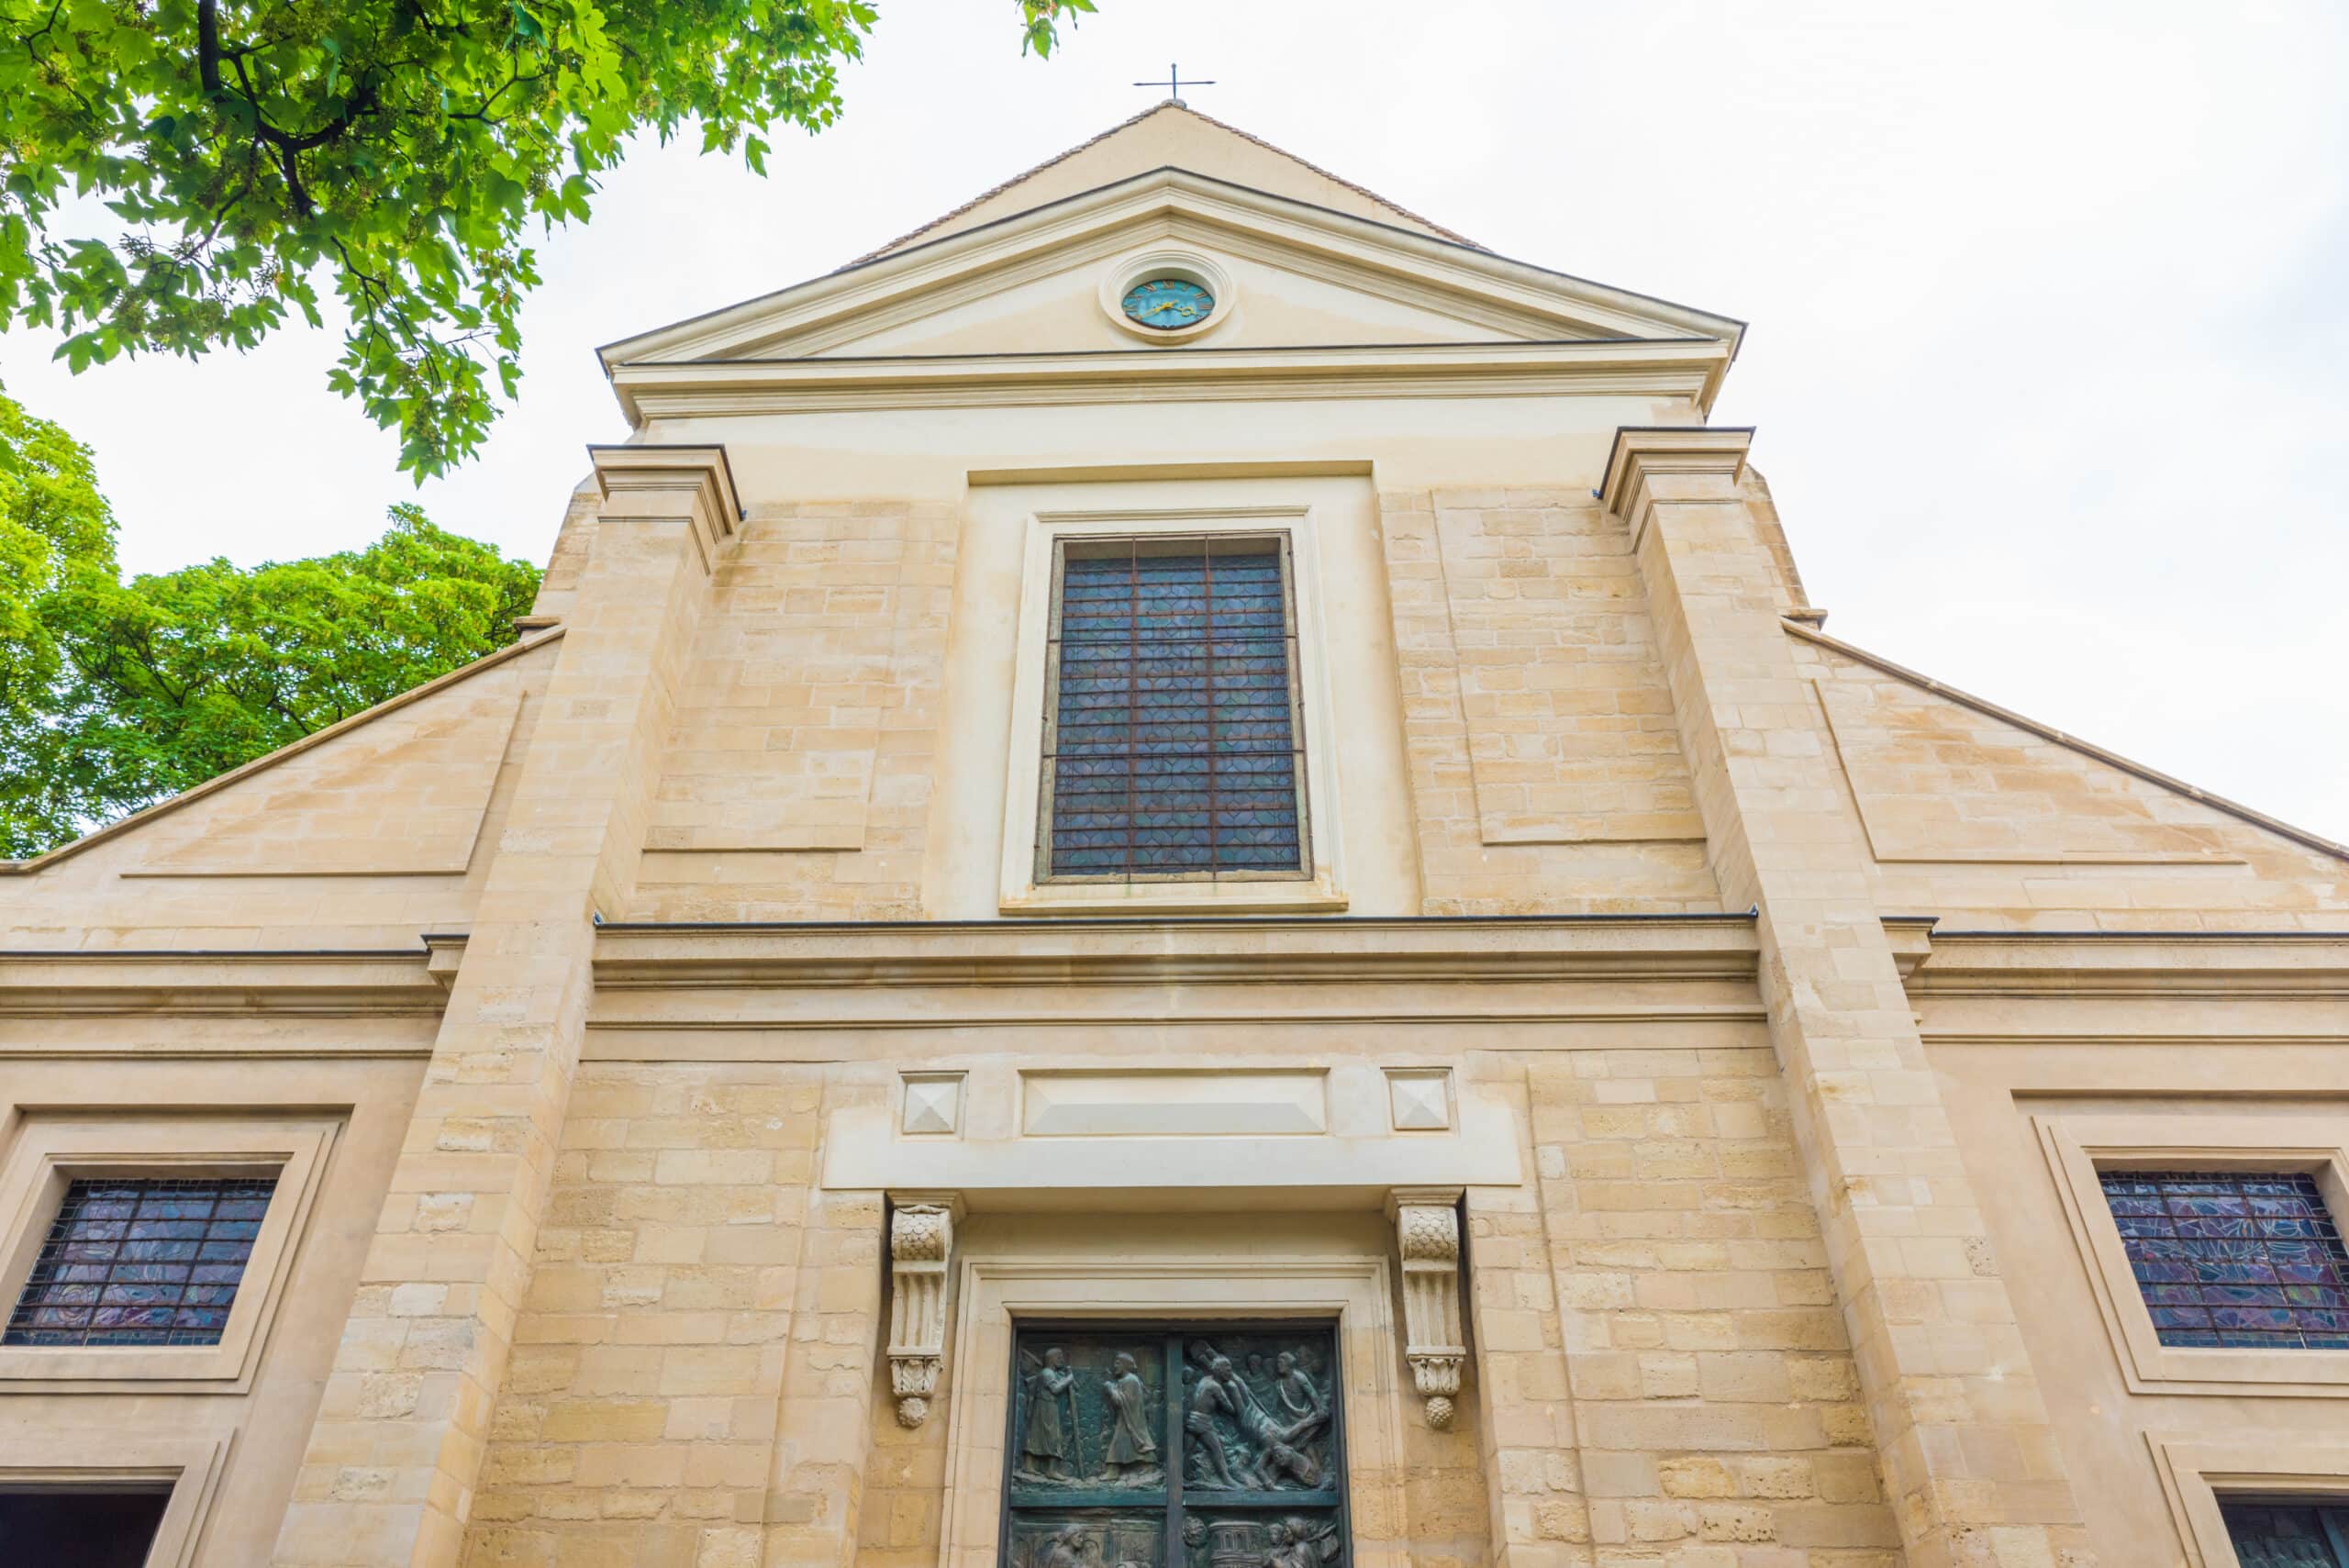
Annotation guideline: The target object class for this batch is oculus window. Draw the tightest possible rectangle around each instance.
[1004,1322,1347,1568]
[4,1175,277,1347]
[1037,536,1308,885]
[2100,1171,2349,1349]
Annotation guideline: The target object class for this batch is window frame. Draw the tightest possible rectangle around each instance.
[999,506,1347,917]
[0,1429,231,1568]
[1035,532,1312,889]
[2150,1435,2349,1568]
[2037,1113,2349,1396]
[0,1116,337,1389]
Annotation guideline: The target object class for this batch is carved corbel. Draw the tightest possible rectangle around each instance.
[1387,1186,1466,1429]
[886,1194,963,1428]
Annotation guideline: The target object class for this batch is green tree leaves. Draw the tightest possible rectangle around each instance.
[0,382,540,858]
[0,0,1092,479]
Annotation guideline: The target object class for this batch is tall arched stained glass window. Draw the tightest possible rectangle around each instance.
[1037,535,1309,884]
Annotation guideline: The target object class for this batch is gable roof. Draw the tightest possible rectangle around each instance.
[851,100,1481,265]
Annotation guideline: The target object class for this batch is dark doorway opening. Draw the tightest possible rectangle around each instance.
[0,1486,172,1568]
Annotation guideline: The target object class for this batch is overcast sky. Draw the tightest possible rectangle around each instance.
[4,1,2343,843]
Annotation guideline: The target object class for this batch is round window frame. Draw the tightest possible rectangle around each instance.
[1100,250,1235,343]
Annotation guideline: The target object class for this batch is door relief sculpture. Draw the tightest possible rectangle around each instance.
[1002,1324,1350,1568]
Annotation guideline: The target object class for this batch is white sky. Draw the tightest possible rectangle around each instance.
[4,0,2344,844]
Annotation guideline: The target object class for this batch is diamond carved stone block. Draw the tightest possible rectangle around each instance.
[1384,1068,1453,1132]
[901,1072,965,1137]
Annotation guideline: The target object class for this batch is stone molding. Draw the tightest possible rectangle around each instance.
[0,1429,231,1568]
[0,949,451,1022]
[886,1192,965,1428]
[590,913,1761,989]
[611,339,1730,420]
[1386,1185,1465,1429]
[1896,926,2349,999]
[0,1115,339,1391]
[2148,1433,2349,1568]
[2039,1112,2349,1398]
[601,165,1742,383]
[586,443,742,573]
[1597,424,1755,542]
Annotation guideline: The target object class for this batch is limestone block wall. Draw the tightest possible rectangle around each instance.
[0,638,561,949]
[1465,1047,1898,1568]
[462,1062,889,1568]
[630,501,958,923]
[1790,635,2349,929]
[1375,487,1720,915]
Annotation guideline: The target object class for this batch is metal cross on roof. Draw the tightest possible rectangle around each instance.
[1133,62,1214,107]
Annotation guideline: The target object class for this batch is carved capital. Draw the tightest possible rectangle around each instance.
[885,1193,963,1429]
[1387,1187,1466,1430]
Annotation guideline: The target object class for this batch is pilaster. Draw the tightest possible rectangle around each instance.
[272,447,738,1568]
[1610,428,2094,1568]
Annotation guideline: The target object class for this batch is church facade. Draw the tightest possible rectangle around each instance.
[3,104,2345,1568]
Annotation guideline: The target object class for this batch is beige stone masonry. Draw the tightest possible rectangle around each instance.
[642,502,957,866]
[1375,488,1720,915]
[272,447,738,1568]
[1612,428,2093,1568]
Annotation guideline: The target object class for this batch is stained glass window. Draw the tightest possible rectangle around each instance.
[2220,1500,2349,1566]
[1002,1323,1349,1568]
[4,1175,277,1346]
[1039,536,1308,883]
[2099,1170,2349,1349]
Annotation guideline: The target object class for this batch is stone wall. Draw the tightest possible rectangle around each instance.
[630,500,959,923]
[1375,487,1720,916]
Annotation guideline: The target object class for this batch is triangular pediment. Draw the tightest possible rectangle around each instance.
[854,100,1481,261]
[605,167,1740,369]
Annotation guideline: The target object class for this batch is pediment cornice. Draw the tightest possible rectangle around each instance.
[598,167,1744,417]
[608,337,1732,421]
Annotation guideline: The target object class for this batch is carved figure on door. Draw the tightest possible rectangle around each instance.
[1097,1351,1163,1485]
[1185,1355,1243,1489]
[1019,1347,1079,1482]
[1263,1517,1343,1568]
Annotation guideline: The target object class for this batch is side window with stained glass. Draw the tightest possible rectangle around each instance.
[2220,1499,2349,1567]
[2099,1170,2349,1349]
[4,1175,278,1346]
[1002,1322,1349,1568]
[1038,535,1309,884]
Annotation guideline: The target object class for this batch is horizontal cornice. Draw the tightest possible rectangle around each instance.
[589,914,1762,991]
[0,949,451,1018]
[1893,925,2349,999]
[610,338,1730,422]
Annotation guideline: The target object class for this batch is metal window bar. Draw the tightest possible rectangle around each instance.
[1037,535,1310,884]
[999,1321,1351,1568]
[3,1175,278,1347]
[2099,1169,2349,1350]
